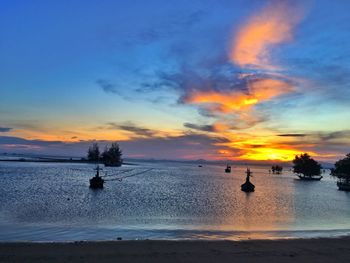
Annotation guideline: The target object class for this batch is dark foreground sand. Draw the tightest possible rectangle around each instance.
[1,237,350,263]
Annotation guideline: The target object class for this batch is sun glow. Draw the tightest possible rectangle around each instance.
[240,147,302,161]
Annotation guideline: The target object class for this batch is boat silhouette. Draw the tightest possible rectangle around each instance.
[89,165,104,189]
[241,168,255,192]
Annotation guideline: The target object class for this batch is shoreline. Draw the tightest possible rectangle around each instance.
[1,237,350,262]
[0,159,137,166]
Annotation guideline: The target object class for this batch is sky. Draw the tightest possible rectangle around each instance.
[1,0,350,162]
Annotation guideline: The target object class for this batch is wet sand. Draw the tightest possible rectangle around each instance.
[1,237,350,263]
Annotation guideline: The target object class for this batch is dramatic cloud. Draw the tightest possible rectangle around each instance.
[132,3,302,160]
[0,127,12,132]
[184,78,294,113]
[231,1,303,69]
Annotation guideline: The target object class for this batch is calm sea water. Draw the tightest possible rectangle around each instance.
[0,161,349,241]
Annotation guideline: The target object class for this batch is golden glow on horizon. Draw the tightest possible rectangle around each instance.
[214,130,309,161]
[10,129,129,142]
[240,147,303,161]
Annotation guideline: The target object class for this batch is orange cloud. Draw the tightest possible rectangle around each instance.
[185,78,293,113]
[231,2,302,69]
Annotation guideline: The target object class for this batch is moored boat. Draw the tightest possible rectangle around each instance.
[241,168,255,192]
[89,165,104,189]
[225,165,231,173]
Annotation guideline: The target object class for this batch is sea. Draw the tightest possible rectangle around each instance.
[0,160,349,241]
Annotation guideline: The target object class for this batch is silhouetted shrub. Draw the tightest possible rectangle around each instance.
[87,143,100,162]
[293,153,321,177]
[271,165,283,174]
[333,153,350,179]
[102,143,123,167]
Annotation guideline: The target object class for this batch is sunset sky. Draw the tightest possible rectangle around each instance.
[1,0,350,161]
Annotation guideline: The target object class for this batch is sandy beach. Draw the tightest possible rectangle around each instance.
[1,237,350,263]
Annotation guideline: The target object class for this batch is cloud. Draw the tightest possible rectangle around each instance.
[138,59,294,132]
[278,134,306,137]
[230,1,303,69]
[183,123,216,132]
[0,136,64,146]
[318,130,350,141]
[147,65,239,98]
[105,122,158,138]
[0,136,65,152]
[184,77,294,113]
[96,79,120,94]
[0,127,12,132]
[276,130,350,142]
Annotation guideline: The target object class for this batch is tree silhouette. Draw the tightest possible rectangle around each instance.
[271,165,283,174]
[333,153,350,180]
[293,153,321,177]
[102,142,123,167]
[87,143,100,162]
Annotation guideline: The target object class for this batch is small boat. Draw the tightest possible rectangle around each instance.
[337,179,350,191]
[225,165,231,173]
[89,165,104,189]
[297,175,323,181]
[241,168,255,192]
[198,165,203,167]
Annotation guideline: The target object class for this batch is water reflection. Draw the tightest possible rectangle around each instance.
[190,166,296,240]
[0,162,349,241]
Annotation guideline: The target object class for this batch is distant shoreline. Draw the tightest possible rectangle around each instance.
[0,237,349,262]
[0,155,335,168]
[0,159,137,166]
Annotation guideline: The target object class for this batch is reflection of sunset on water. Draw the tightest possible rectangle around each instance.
[188,166,296,239]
